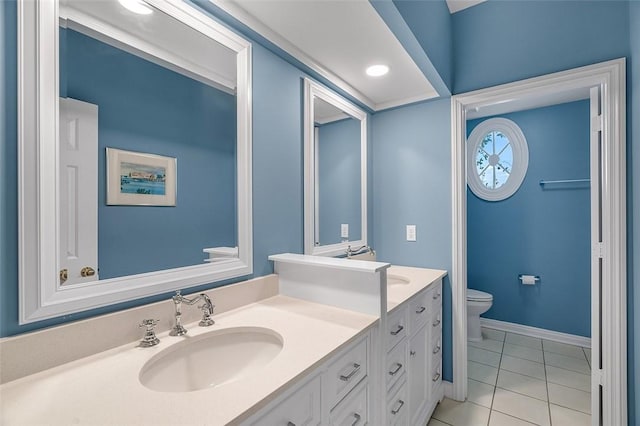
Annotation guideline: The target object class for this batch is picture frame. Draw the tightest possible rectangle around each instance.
[106,148,177,206]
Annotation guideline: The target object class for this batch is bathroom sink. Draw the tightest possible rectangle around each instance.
[139,327,283,392]
[387,274,410,287]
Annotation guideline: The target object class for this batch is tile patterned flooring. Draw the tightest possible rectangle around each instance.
[429,327,591,426]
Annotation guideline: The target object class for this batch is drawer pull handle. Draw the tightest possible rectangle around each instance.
[433,318,441,327]
[388,362,403,376]
[433,344,441,354]
[432,372,441,382]
[391,399,405,415]
[433,291,441,300]
[416,306,426,314]
[390,325,404,336]
[351,413,361,426]
[339,363,361,381]
[410,350,416,357]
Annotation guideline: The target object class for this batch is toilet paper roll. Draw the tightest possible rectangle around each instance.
[520,275,537,285]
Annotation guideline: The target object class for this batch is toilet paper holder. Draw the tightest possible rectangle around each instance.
[518,274,540,285]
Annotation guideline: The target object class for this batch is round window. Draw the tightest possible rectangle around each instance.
[467,118,528,201]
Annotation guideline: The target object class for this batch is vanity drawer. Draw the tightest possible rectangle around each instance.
[408,290,431,335]
[430,280,443,310]
[386,337,407,391]
[430,331,442,360]
[325,335,368,408]
[329,378,368,426]
[387,378,409,426]
[430,362,443,396]
[253,375,321,426]
[387,305,408,352]
[430,309,442,340]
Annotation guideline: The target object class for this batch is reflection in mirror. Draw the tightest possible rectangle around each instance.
[304,78,367,257]
[58,5,237,282]
[313,97,361,246]
[18,0,252,323]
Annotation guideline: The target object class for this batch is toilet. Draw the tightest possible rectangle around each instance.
[467,289,493,342]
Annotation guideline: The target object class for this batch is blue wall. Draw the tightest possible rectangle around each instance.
[61,29,237,278]
[0,1,18,334]
[251,44,306,277]
[392,0,452,92]
[467,101,591,337]
[372,98,453,380]
[318,118,362,245]
[452,0,630,94]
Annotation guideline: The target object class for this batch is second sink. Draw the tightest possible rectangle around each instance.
[139,326,284,392]
[387,274,410,287]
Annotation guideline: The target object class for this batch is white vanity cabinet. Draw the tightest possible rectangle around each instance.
[244,332,370,426]
[386,279,443,426]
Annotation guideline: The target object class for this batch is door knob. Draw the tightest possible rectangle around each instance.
[81,266,96,277]
[59,269,68,283]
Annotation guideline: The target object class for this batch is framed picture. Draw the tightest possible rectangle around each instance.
[106,148,177,206]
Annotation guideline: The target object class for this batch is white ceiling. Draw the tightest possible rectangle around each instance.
[446,0,487,14]
[215,0,439,111]
[61,0,237,93]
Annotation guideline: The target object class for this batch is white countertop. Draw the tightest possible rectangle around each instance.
[269,252,391,273]
[0,295,377,426]
[386,265,447,312]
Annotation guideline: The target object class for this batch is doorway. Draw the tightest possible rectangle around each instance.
[450,59,627,425]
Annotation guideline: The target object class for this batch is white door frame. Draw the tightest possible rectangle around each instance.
[450,58,626,425]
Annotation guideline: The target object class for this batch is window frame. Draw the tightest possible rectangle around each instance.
[466,117,529,201]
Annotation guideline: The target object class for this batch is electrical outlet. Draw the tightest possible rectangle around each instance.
[406,225,417,242]
[341,224,349,239]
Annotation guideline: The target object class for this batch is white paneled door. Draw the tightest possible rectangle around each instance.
[59,97,99,285]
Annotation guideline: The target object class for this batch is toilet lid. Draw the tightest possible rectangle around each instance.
[467,289,493,302]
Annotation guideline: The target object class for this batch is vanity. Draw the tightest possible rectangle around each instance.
[0,259,445,425]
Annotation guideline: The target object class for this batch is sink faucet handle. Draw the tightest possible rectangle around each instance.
[198,293,215,327]
[139,318,159,328]
[138,319,160,347]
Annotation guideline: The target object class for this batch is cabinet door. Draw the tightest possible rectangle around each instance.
[408,324,429,425]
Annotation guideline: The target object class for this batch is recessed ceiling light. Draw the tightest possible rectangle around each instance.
[118,0,154,15]
[366,64,389,77]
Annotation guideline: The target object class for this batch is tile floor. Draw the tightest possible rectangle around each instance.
[429,327,591,426]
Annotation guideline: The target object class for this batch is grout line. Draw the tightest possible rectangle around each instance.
[468,342,504,355]
[490,408,543,425]
[583,346,592,369]
[549,402,592,417]
[487,330,507,426]
[467,357,501,370]
[543,346,553,425]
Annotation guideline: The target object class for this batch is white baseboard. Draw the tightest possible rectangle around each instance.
[480,318,591,348]
[443,380,454,399]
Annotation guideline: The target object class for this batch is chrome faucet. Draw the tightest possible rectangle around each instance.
[346,245,375,259]
[170,290,215,336]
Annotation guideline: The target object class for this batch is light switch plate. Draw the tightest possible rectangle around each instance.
[341,224,349,238]
[406,225,417,242]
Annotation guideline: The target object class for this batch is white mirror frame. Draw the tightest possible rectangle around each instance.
[17,0,253,324]
[303,78,367,257]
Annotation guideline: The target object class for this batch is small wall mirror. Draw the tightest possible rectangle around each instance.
[303,78,367,256]
[18,0,252,323]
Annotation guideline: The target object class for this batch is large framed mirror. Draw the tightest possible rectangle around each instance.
[18,0,252,324]
[303,78,367,257]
